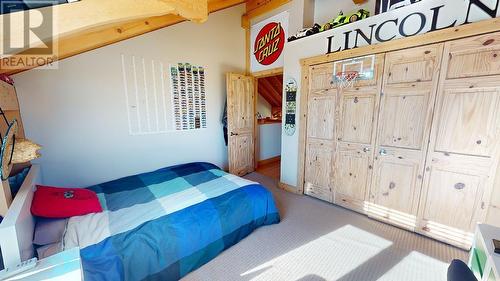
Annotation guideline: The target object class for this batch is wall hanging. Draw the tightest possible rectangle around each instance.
[284,78,297,136]
[121,55,207,134]
[170,63,207,131]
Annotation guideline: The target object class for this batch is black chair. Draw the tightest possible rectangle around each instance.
[448,259,478,281]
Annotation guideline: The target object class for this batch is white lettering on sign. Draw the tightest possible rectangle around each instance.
[326,0,500,54]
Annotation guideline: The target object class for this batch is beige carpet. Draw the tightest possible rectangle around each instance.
[182,172,468,281]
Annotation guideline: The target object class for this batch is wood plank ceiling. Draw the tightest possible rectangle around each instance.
[0,0,245,75]
[258,74,283,107]
[0,0,294,74]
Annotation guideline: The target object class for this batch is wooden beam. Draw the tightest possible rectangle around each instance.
[58,14,184,64]
[259,78,281,106]
[269,75,283,92]
[266,77,283,103]
[246,0,271,13]
[258,83,280,106]
[242,0,290,28]
[251,67,283,78]
[268,75,283,95]
[209,0,246,12]
[0,0,244,75]
[3,0,208,49]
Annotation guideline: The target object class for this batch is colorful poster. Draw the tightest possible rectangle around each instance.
[170,63,207,131]
[250,11,289,72]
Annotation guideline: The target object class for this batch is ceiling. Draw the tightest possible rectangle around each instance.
[258,74,283,107]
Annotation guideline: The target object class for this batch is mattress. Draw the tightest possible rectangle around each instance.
[62,162,280,281]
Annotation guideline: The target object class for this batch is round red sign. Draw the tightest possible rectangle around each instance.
[253,22,285,66]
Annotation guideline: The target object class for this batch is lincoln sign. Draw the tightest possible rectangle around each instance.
[325,0,500,54]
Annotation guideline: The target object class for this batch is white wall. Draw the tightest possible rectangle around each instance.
[259,123,282,160]
[314,0,376,26]
[257,95,272,118]
[14,5,246,187]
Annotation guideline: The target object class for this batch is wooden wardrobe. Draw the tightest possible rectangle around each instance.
[301,30,500,249]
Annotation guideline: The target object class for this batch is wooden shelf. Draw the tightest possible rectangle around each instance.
[258,119,282,124]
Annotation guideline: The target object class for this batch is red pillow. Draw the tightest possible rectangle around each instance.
[31,185,103,218]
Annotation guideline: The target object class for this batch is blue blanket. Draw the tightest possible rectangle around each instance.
[62,162,280,281]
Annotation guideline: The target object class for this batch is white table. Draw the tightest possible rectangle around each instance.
[469,224,500,281]
[4,247,82,281]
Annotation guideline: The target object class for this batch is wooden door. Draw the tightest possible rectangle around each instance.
[418,33,500,248]
[304,63,336,202]
[226,73,255,176]
[368,44,443,230]
[332,54,384,212]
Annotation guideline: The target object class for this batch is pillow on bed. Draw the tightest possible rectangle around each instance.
[31,186,103,218]
[8,166,30,198]
[33,218,68,246]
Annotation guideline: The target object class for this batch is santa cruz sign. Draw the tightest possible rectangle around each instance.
[250,11,289,72]
[254,22,285,65]
[325,0,500,54]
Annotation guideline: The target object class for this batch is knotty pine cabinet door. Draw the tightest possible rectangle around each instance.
[332,54,384,212]
[368,44,443,231]
[418,33,500,248]
[304,63,336,202]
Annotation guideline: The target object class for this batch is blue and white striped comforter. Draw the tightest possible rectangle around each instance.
[62,162,280,281]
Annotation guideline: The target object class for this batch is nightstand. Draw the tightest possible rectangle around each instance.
[3,247,82,281]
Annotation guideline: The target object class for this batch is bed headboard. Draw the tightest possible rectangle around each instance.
[0,164,40,269]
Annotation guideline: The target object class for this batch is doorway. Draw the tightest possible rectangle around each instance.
[255,74,283,180]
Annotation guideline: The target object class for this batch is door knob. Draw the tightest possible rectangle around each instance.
[379,148,387,156]
[230,132,239,136]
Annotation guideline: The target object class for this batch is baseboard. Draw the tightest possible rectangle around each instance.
[278,182,302,194]
[257,156,281,167]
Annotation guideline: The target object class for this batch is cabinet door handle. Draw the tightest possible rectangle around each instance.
[230,132,239,136]
[454,183,465,190]
[379,148,387,156]
[363,147,371,152]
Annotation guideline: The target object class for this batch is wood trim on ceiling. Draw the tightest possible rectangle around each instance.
[1,0,245,75]
[242,0,290,28]
[252,67,283,78]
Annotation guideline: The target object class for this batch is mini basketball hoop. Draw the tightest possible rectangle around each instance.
[334,70,359,89]
[332,54,376,89]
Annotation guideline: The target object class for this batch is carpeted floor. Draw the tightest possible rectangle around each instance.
[183,172,468,281]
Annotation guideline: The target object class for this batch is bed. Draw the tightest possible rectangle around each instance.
[0,162,280,280]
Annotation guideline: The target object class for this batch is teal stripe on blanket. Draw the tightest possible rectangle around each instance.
[63,162,280,281]
[79,183,280,281]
